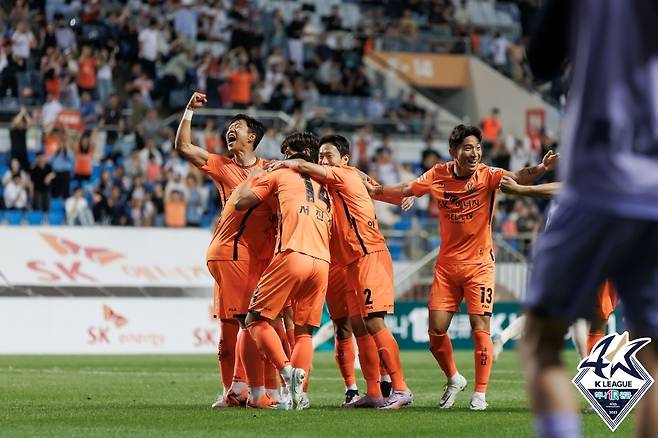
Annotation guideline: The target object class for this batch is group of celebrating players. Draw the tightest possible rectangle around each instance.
[174,90,609,412]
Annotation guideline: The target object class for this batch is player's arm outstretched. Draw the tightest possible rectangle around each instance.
[174,92,210,168]
[500,176,561,199]
[505,150,560,185]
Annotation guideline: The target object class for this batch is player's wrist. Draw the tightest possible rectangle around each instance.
[183,108,194,121]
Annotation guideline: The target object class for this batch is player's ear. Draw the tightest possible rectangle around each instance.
[448,146,457,160]
[341,154,350,165]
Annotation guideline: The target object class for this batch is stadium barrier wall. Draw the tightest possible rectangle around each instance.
[0,226,213,288]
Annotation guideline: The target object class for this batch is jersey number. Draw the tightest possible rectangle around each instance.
[480,287,492,304]
[300,174,331,212]
[364,288,373,305]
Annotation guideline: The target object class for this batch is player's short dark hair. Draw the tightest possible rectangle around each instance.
[229,114,265,150]
[448,124,482,149]
[280,131,320,162]
[319,134,350,157]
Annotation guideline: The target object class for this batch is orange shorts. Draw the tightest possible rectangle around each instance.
[326,264,361,320]
[208,259,259,319]
[249,250,329,327]
[594,280,619,321]
[346,250,394,315]
[429,262,495,315]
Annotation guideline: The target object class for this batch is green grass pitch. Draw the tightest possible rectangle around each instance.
[0,351,631,437]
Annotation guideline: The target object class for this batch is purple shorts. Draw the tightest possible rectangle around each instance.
[526,199,658,336]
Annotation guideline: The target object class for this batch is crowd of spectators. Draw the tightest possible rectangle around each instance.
[0,0,558,257]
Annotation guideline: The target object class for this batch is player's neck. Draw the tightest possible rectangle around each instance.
[232,148,257,167]
[452,161,474,179]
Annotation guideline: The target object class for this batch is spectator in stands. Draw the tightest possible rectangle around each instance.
[100,93,124,146]
[79,91,97,130]
[41,93,63,129]
[152,184,165,226]
[185,175,205,227]
[2,158,29,188]
[129,175,146,202]
[126,64,154,107]
[138,18,161,78]
[10,105,33,170]
[157,42,195,109]
[481,107,502,152]
[65,186,94,226]
[61,74,80,109]
[106,185,129,225]
[453,0,471,33]
[3,173,28,210]
[30,152,54,212]
[77,45,97,98]
[139,139,163,170]
[50,139,75,199]
[371,142,401,186]
[203,118,221,153]
[10,21,35,62]
[165,170,186,200]
[0,41,23,97]
[124,149,142,179]
[74,130,95,184]
[399,10,418,43]
[164,149,188,178]
[96,48,114,104]
[491,32,511,74]
[350,125,372,171]
[129,90,149,131]
[164,189,186,227]
[144,153,163,183]
[286,10,307,71]
[491,138,512,170]
[141,192,157,226]
[174,0,202,42]
[54,14,76,51]
[228,58,257,109]
[366,90,386,120]
[324,5,345,32]
[509,137,535,171]
[421,136,443,173]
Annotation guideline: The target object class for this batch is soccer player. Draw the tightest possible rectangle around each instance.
[368,124,558,410]
[269,134,414,409]
[234,132,332,410]
[174,91,268,408]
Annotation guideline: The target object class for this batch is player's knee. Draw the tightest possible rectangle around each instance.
[350,316,369,337]
[519,313,565,368]
[364,314,386,333]
[469,314,491,332]
[428,327,449,336]
[332,317,352,340]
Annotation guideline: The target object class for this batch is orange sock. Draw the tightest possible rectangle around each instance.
[372,328,408,392]
[291,334,313,385]
[274,321,292,359]
[429,333,458,378]
[264,359,278,390]
[218,320,239,389]
[286,328,296,350]
[355,334,382,398]
[335,337,356,387]
[587,332,605,355]
[248,320,290,370]
[238,329,264,387]
[232,329,247,383]
[472,329,493,393]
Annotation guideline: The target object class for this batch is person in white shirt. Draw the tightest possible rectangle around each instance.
[138,18,161,77]
[11,21,35,60]
[491,32,510,72]
[41,93,64,129]
[65,187,94,226]
[3,174,28,210]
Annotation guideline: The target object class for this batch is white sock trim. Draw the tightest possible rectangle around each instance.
[183,109,194,121]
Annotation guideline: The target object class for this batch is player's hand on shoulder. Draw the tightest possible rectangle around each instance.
[249,167,266,178]
[541,150,560,171]
[266,160,287,172]
[187,91,207,110]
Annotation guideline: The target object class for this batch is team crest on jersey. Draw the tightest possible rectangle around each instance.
[573,332,653,431]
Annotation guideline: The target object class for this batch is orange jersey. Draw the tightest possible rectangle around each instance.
[251,168,332,263]
[323,165,388,266]
[410,162,505,264]
[207,179,276,262]
[199,153,268,208]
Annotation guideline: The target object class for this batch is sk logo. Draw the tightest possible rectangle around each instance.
[573,332,653,431]
[103,304,128,328]
[41,233,124,265]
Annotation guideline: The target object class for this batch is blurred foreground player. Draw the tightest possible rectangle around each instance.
[521,1,658,437]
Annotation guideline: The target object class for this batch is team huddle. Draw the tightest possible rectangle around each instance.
[174,91,606,412]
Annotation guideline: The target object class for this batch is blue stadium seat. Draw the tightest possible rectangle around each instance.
[91,164,102,183]
[6,210,24,225]
[47,211,65,226]
[393,219,412,231]
[26,211,44,225]
[428,237,441,249]
[388,243,404,261]
[51,198,64,214]
[0,152,9,168]
[0,211,4,224]
[27,150,36,165]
